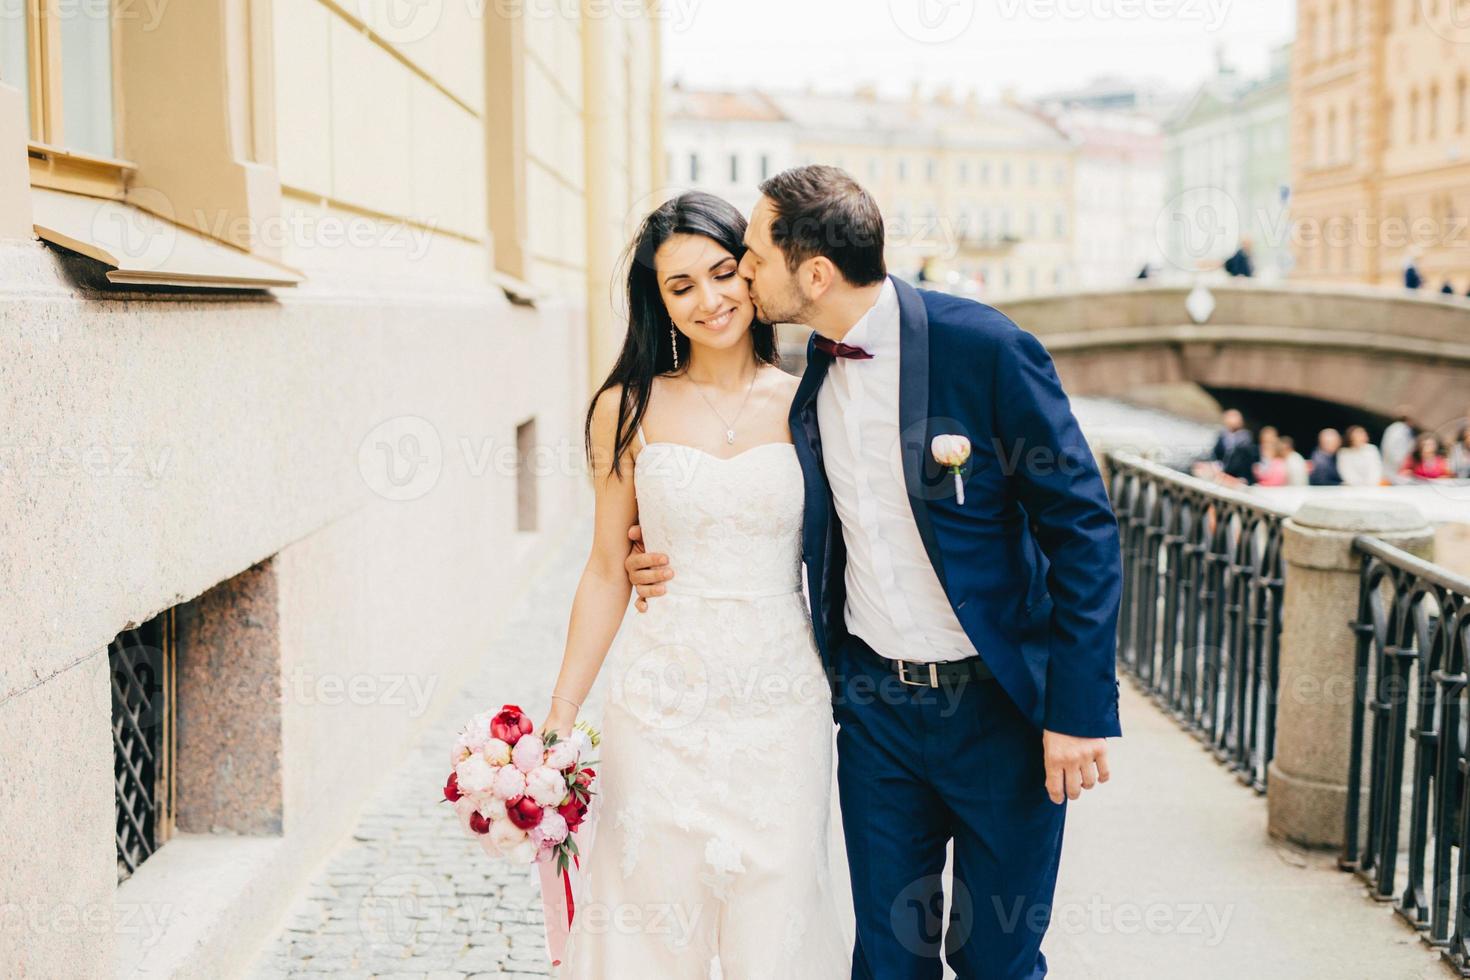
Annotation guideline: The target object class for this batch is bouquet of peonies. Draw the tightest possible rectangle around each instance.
[443,703,599,873]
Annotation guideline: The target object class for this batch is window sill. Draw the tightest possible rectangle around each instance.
[30,186,304,290]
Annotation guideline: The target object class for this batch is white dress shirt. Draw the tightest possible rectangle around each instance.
[816,278,981,664]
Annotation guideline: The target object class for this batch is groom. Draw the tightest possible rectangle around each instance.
[625,166,1122,979]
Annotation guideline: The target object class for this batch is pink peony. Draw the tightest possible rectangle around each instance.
[462,712,494,752]
[481,738,512,766]
[531,809,569,846]
[477,796,507,822]
[491,765,526,801]
[525,766,569,808]
[455,755,497,797]
[490,817,526,852]
[450,739,473,768]
[476,833,502,859]
[544,739,578,771]
[511,734,545,773]
[490,705,534,746]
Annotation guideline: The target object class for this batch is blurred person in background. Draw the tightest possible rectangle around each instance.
[1450,424,1470,478]
[1224,237,1254,278]
[1281,435,1309,486]
[1308,428,1343,486]
[1252,427,1286,486]
[1400,433,1452,480]
[1381,407,1417,474]
[1336,425,1384,487]
[1201,408,1259,485]
[1405,252,1423,290]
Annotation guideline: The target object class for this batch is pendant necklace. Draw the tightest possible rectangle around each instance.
[689,365,759,445]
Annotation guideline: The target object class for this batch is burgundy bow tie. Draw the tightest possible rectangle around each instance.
[814,335,874,360]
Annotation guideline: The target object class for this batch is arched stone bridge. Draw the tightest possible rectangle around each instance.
[993,281,1470,434]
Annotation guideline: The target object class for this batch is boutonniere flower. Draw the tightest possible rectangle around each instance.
[931,434,972,504]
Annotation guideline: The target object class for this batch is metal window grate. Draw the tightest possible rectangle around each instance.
[111,609,175,883]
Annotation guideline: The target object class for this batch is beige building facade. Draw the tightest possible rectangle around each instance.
[665,86,1077,301]
[0,2,660,975]
[1292,0,1470,290]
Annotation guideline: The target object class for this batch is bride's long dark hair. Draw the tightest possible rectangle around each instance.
[584,191,780,480]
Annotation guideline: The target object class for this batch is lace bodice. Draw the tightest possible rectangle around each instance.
[632,429,805,598]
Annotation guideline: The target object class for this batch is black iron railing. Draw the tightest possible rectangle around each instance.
[112,608,175,882]
[1105,452,1288,792]
[1342,534,1470,970]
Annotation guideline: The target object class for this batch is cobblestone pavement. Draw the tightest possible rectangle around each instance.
[250,508,1457,979]
[248,518,597,980]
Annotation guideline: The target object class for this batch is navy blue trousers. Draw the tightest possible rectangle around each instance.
[831,633,1066,980]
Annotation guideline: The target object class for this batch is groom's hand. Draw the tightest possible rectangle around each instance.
[1042,729,1111,804]
[625,524,673,613]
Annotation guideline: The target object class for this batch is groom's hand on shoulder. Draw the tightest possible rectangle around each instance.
[1042,729,1111,804]
[625,524,673,613]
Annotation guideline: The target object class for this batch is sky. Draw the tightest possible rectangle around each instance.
[659,0,1297,101]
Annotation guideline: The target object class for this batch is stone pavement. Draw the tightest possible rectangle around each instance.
[249,514,1457,979]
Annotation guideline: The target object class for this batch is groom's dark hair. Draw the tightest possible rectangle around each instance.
[758,165,886,287]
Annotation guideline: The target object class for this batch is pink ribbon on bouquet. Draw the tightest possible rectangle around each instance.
[536,796,600,966]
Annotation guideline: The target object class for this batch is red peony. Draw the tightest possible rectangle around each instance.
[490,705,534,746]
[507,795,544,830]
[574,767,596,792]
[557,797,588,831]
[443,772,461,802]
[468,810,490,835]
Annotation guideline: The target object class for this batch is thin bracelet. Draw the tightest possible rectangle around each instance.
[551,693,581,710]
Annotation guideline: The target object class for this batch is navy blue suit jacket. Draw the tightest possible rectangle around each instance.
[788,275,1123,738]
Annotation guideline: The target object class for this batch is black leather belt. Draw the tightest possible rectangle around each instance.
[848,635,994,687]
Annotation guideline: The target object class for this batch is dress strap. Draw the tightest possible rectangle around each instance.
[636,423,646,447]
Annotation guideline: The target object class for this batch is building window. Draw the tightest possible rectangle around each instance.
[1410,89,1421,142]
[958,161,969,183]
[1459,76,1467,133]
[897,158,908,182]
[689,152,700,183]
[1028,162,1039,185]
[113,609,177,882]
[516,417,538,532]
[729,154,739,183]
[1053,211,1066,237]
[926,158,937,183]
[1002,161,1011,185]
[6,0,119,158]
[868,157,879,180]
[1431,84,1441,139]
[760,154,770,180]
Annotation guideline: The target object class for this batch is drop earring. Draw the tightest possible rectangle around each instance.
[670,322,680,370]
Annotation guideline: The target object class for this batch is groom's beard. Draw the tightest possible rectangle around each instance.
[752,285,815,327]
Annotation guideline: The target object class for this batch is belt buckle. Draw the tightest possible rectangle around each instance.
[897,660,940,687]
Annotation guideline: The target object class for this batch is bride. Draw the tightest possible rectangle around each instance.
[542,191,849,978]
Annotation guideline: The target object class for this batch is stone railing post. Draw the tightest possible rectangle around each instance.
[1267,498,1434,848]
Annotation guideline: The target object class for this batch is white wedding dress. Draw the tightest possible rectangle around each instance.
[560,425,850,979]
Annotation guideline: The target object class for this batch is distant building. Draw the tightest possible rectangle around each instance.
[665,85,1077,300]
[1163,46,1292,280]
[1041,105,1167,289]
[664,87,798,215]
[1292,1,1470,291]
